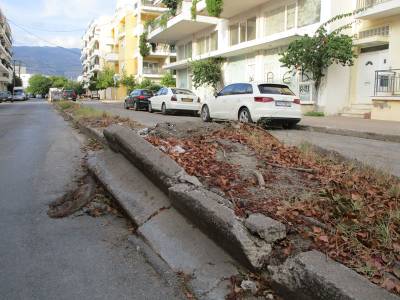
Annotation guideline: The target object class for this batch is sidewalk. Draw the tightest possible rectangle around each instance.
[299,116,400,143]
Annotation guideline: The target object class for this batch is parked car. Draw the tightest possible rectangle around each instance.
[200,82,301,128]
[62,89,77,101]
[149,87,200,115]
[90,91,100,100]
[13,89,28,101]
[124,89,153,111]
[0,91,13,102]
[36,94,43,99]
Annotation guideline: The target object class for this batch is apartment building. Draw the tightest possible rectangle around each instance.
[81,16,113,89]
[81,0,175,100]
[346,0,400,121]
[0,9,13,91]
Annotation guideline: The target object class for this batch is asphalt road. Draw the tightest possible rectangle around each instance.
[82,100,400,177]
[0,99,182,300]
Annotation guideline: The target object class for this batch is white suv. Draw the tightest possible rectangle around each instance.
[149,87,201,115]
[201,82,302,128]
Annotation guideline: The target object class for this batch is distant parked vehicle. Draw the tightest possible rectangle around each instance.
[0,91,13,102]
[90,91,100,100]
[200,82,301,128]
[124,89,153,111]
[13,88,28,101]
[35,94,43,99]
[62,89,77,101]
[149,87,200,115]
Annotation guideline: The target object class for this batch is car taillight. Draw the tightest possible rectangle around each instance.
[171,95,177,101]
[197,97,201,103]
[254,97,274,103]
[293,98,301,105]
[138,95,145,100]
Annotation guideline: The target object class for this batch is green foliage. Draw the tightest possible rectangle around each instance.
[190,57,224,91]
[50,76,68,88]
[159,12,171,28]
[120,73,137,94]
[191,0,199,20]
[96,68,117,90]
[160,72,176,87]
[7,76,22,92]
[161,0,182,15]
[139,32,151,57]
[206,0,223,17]
[280,14,356,91]
[27,74,53,95]
[304,111,325,117]
[136,78,162,93]
[64,80,85,95]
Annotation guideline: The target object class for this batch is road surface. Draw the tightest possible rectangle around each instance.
[0,99,182,300]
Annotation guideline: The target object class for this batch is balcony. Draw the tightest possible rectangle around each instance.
[354,25,390,47]
[149,43,176,57]
[196,0,267,18]
[356,0,400,19]
[143,66,166,77]
[141,0,168,13]
[148,0,219,43]
[105,52,119,62]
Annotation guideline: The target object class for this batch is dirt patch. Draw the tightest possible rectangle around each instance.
[146,122,400,296]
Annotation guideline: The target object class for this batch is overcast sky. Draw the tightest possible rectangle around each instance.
[0,0,116,48]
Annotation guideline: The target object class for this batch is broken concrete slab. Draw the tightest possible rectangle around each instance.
[268,250,400,300]
[169,184,272,270]
[103,125,200,193]
[87,150,170,226]
[138,208,239,299]
[244,214,286,243]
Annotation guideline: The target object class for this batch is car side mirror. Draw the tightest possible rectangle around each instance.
[214,92,219,98]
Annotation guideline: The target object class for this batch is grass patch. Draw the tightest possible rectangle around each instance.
[304,111,325,117]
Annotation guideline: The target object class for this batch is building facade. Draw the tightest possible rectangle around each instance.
[0,9,13,91]
[147,0,400,121]
[81,0,176,100]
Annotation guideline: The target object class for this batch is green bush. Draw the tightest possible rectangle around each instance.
[304,111,325,117]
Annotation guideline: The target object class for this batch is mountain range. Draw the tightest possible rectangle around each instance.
[12,46,82,80]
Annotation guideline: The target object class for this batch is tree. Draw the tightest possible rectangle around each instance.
[190,57,224,91]
[50,76,68,88]
[120,73,137,94]
[64,80,85,95]
[7,76,23,92]
[27,74,52,95]
[205,0,223,17]
[160,72,176,87]
[137,78,162,93]
[96,68,116,90]
[161,0,181,15]
[279,16,356,94]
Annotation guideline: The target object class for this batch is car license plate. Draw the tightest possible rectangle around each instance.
[275,101,291,107]
[182,98,193,103]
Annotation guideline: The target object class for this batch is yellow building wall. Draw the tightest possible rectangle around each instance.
[371,99,400,121]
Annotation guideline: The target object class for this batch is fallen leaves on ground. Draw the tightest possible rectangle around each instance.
[147,123,400,295]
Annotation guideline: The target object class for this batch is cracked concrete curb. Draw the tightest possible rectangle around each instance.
[267,250,400,300]
[298,125,400,144]
[56,107,106,145]
[169,183,271,270]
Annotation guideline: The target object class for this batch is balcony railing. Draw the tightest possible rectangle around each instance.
[357,0,392,9]
[375,69,400,97]
[143,67,165,75]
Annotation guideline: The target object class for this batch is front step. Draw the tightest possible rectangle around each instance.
[340,104,372,119]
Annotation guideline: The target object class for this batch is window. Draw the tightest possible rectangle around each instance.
[172,89,195,95]
[230,17,257,46]
[247,18,257,41]
[210,31,218,51]
[230,24,239,46]
[177,42,192,61]
[298,0,321,27]
[197,31,219,55]
[233,83,253,94]
[219,85,235,96]
[265,6,285,36]
[258,84,295,95]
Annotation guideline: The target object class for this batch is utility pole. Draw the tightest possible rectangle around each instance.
[12,60,22,95]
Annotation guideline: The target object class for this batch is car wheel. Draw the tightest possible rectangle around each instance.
[124,102,129,110]
[282,121,298,129]
[201,105,211,122]
[238,108,253,123]
[148,102,153,113]
[161,103,167,115]
[133,101,138,111]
